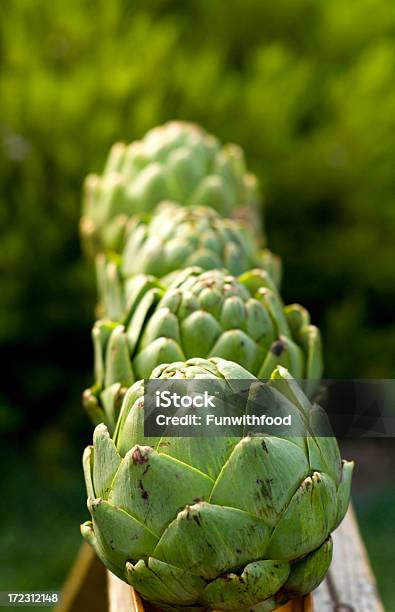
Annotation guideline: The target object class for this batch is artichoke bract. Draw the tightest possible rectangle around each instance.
[81,121,262,256]
[81,358,353,612]
[85,267,322,429]
[95,201,281,319]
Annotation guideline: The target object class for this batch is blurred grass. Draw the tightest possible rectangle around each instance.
[0,445,85,610]
[354,487,395,609]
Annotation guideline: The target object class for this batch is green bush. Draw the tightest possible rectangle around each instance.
[1,0,394,437]
[1,2,394,606]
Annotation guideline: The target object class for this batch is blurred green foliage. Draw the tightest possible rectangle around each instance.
[354,486,395,609]
[0,0,394,603]
[1,0,394,399]
[0,443,86,609]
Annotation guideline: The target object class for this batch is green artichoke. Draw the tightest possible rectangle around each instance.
[85,268,322,430]
[95,201,281,319]
[81,121,261,256]
[81,358,353,612]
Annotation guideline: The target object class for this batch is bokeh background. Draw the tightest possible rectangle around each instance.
[1,0,394,609]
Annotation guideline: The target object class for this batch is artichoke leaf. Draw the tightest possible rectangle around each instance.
[104,325,134,388]
[123,274,162,325]
[201,559,290,611]
[92,424,122,499]
[126,557,206,606]
[278,537,333,602]
[266,471,337,560]
[181,311,222,359]
[81,521,124,580]
[268,366,312,415]
[154,502,270,580]
[122,221,148,271]
[209,329,257,373]
[189,175,235,216]
[334,460,354,529]
[239,269,279,300]
[256,289,290,338]
[109,445,213,534]
[126,287,162,351]
[87,497,158,566]
[125,162,168,212]
[166,147,206,202]
[134,337,185,380]
[92,320,118,387]
[245,298,276,346]
[82,446,95,499]
[140,308,181,348]
[258,336,304,380]
[306,406,342,486]
[210,437,309,526]
[220,296,247,331]
[158,436,239,481]
[96,256,124,321]
[99,382,126,432]
[114,382,161,455]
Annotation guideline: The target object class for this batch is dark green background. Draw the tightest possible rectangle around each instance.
[0,0,394,609]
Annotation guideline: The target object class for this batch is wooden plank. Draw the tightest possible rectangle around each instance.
[313,504,384,611]
[57,543,107,612]
[107,576,161,612]
[107,572,137,612]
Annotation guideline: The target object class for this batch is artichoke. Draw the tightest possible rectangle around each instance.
[81,358,353,612]
[81,121,261,256]
[85,268,322,430]
[95,202,281,319]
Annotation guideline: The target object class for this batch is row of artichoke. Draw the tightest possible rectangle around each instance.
[80,121,353,612]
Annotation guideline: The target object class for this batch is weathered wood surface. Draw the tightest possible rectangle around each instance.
[57,543,107,612]
[313,505,384,611]
[107,571,141,612]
